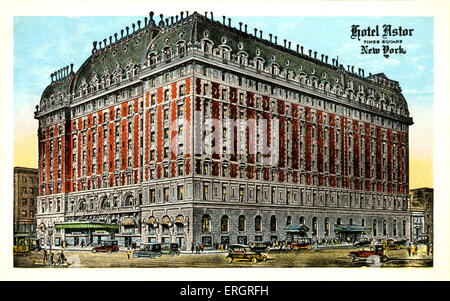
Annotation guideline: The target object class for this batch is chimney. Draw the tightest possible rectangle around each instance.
[210,12,213,20]
[144,17,148,27]
[269,33,272,43]
[228,18,231,27]
[314,51,317,59]
[254,28,257,37]
[300,46,304,54]
[321,54,324,61]
[180,11,184,20]
[259,30,262,39]
[114,33,118,42]
[283,39,286,48]
[274,36,277,44]
[126,26,129,36]
[70,63,74,74]
[296,44,299,52]
[149,11,155,26]
[223,16,226,25]
[239,22,242,31]
[325,55,328,64]
[121,29,124,39]
[308,49,312,57]
[132,23,136,33]
[288,41,291,49]
[244,24,247,33]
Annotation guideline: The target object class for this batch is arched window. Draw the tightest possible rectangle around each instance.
[373,219,377,236]
[312,217,318,236]
[361,218,365,227]
[286,216,292,226]
[393,220,397,236]
[299,216,306,225]
[221,215,229,232]
[79,200,87,211]
[383,220,387,236]
[255,216,262,232]
[324,217,330,236]
[238,215,246,232]
[270,215,277,232]
[337,217,342,225]
[124,195,134,206]
[349,218,353,226]
[202,215,211,233]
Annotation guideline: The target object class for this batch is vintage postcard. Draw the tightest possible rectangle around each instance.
[2,0,449,282]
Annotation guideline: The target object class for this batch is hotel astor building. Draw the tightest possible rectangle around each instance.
[35,12,413,250]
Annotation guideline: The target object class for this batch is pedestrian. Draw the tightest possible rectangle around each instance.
[191,244,195,254]
[201,244,205,253]
[43,249,48,265]
[126,248,131,259]
[49,251,54,265]
[81,240,84,248]
[196,245,200,254]
[407,243,411,257]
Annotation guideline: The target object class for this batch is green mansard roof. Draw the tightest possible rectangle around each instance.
[39,12,410,121]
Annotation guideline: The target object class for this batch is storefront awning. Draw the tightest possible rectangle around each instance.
[175,215,184,224]
[121,218,136,226]
[334,225,371,234]
[160,216,170,225]
[285,224,310,233]
[147,216,156,225]
[54,222,118,230]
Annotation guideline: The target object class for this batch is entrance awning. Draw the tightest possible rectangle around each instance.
[175,215,184,224]
[147,216,156,225]
[121,218,136,226]
[285,224,310,233]
[334,225,371,234]
[54,222,118,230]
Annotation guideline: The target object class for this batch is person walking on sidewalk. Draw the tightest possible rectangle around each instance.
[126,248,132,259]
[42,249,48,265]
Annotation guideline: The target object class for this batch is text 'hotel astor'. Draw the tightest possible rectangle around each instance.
[35,11,413,250]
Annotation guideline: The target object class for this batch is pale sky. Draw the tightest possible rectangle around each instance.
[13,15,433,189]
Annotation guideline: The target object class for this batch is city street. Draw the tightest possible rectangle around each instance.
[14,246,432,268]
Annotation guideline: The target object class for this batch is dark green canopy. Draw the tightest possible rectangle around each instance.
[334,225,371,234]
[285,224,310,233]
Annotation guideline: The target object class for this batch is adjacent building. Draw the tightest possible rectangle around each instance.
[34,12,413,250]
[14,167,39,236]
[410,187,433,244]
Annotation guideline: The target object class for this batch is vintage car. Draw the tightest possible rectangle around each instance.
[161,243,181,256]
[290,237,312,249]
[348,244,388,262]
[225,244,268,264]
[353,236,372,247]
[133,243,162,259]
[91,240,119,253]
[382,239,403,250]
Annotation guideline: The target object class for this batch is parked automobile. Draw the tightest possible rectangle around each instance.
[225,244,268,264]
[91,240,119,253]
[353,236,371,247]
[161,243,181,256]
[382,239,402,250]
[290,237,312,249]
[133,243,162,259]
[348,244,388,262]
